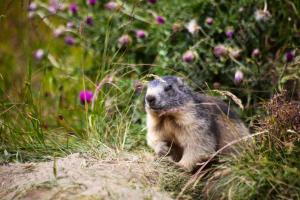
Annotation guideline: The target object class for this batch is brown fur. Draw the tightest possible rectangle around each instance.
[146,97,250,171]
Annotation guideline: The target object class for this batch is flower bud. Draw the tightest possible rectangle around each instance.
[87,0,96,6]
[205,17,213,25]
[79,90,93,104]
[182,50,197,63]
[118,34,132,48]
[213,44,227,58]
[65,36,75,45]
[251,48,260,57]
[285,51,295,62]
[148,0,157,4]
[69,3,78,15]
[156,16,165,24]
[135,30,147,39]
[34,49,44,60]
[225,27,234,38]
[234,70,244,85]
[28,2,37,11]
[85,16,93,26]
[105,1,118,10]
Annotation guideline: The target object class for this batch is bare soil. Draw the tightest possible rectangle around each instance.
[0,152,172,200]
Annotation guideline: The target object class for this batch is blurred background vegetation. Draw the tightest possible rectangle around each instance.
[0,0,299,199]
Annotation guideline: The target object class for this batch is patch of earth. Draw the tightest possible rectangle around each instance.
[0,152,172,200]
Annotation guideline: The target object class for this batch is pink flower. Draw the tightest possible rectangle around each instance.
[148,0,157,4]
[234,70,244,85]
[135,30,147,39]
[182,50,197,63]
[285,51,295,62]
[205,17,213,25]
[87,0,96,6]
[251,48,260,57]
[28,2,37,11]
[69,3,78,14]
[34,49,44,60]
[64,36,75,45]
[105,1,118,10]
[225,27,234,38]
[213,44,227,58]
[156,16,165,24]
[118,34,132,48]
[85,16,93,26]
[79,90,93,104]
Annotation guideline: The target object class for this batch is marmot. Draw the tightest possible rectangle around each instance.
[145,76,250,171]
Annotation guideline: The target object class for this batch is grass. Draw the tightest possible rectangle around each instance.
[1,1,300,199]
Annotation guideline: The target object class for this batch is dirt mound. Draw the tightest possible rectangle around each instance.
[0,153,172,200]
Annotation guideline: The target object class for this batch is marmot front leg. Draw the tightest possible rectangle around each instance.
[147,131,171,157]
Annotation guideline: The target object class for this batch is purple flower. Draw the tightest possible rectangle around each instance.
[205,17,214,25]
[69,3,78,14]
[213,44,227,58]
[225,27,234,38]
[34,49,44,60]
[64,36,75,45]
[85,16,93,26]
[79,90,93,104]
[148,0,157,4]
[251,48,260,57]
[28,2,37,11]
[105,1,118,10]
[48,6,57,14]
[285,51,295,62]
[66,22,74,28]
[156,16,165,24]
[182,50,197,63]
[234,70,244,85]
[87,0,96,6]
[118,34,132,48]
[135,30,147,39]
[48,0,62,14]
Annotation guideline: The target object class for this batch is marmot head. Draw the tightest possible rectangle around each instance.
[145,76,193,114]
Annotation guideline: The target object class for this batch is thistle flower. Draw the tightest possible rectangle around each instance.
[156,16,165,24]
[85,16,93,26]
[34,49,44,60]
[255,10,271,22]
[225,27,234,38]
[118,34,132,48]
[148,0,157,4]
[205,17,214,25]
[213,44,227,58]
[234,70,244,85]
[251,48,260,57]
[69,3,78,14]
[285,51,295,62]
[135,30,147,39]
[87,0,96,6]
[64,36,75,45]
[182,50,197,63]
[185,19,200,35]
[48,0,62,14]
[105,1,118,10]
[48,6,57,14]
[79,90,93,104]
[28,2,37,11]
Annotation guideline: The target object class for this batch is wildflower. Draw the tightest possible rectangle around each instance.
[85,16,93,26]
[148,0,157,4]
[87,0,96,6]
[255,9,271,22]
[251,48,260,57]
[182,50,197,63]
[28,2,37,11]
[53,26,65,37]
[213,44,227,58]
[225,27,234,38]
[79,90,93,104]
[48,6,57,14]
[69,3,78,14]
[64,36,75,45]
[234,70,244,85]
[205,17,213,25]
[156,16,165,24]
[185,19,200,35]
[118,34,132,48]
[135,30,147,39]
[105,1,118,10]
[285,51,295,62]
[34,49,44,60]
[48,0,62,14]
[66,22,74,28]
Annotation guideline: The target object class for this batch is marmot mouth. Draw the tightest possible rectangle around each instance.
[147,106,182,117]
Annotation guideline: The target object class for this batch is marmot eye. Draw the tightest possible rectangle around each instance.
[164,85,172,92]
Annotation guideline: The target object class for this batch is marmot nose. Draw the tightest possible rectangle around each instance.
[146,95,156,106]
